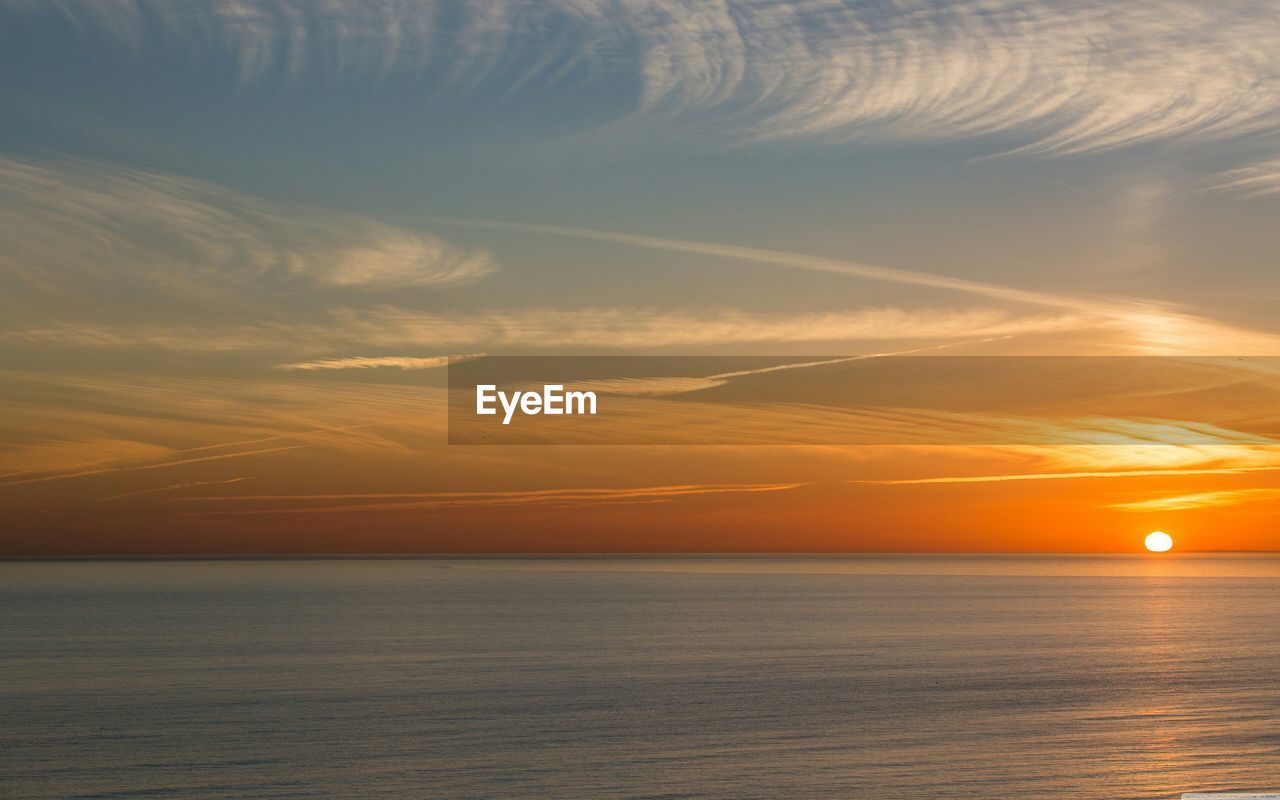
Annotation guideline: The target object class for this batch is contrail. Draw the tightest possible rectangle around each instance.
[0,446,300,488]
[427,217,1134,315]
[851,465,1280,486]
[175,482,806,515]
[98,477,247,502]
[426,218,1280,355]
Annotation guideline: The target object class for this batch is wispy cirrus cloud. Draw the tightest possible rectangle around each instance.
[0,158,494,297]
[172,482,805,515]
[3,307,1089,354]
[858,464,1280,486]
[0,445,301,488]
[851,442,1280,485]
[1110,488,1280,512]
[8,0,1279,158]
[99,477,248,502]
[277,354,482,371]
[430,218,1115,312]
[431,219,1280,356]
[620,0,1280,156]
[335,306,1088,350]
[0,371,443,486]
[2,184,1276,359]
[1211,159,1280,197]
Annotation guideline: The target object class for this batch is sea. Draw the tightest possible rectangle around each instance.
[3,555,1279,799]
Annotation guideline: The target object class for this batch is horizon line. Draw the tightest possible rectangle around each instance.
[3,550,1275,561]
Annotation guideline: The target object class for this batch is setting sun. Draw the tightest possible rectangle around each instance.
[1144,531,1174,553]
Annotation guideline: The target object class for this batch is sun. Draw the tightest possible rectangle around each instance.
[1144,531,1174,553]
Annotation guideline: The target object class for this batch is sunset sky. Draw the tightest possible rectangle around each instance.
[2,0,1279,554]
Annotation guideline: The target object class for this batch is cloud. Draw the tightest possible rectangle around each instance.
[431,218,1280,355]
[0,445,301,488]
[337,306,1087,349]
[277,354,482,371]
[0,370,446,490]
[1110,488,1280,512]
[172,482,806,515]
[2,306,1089,354]
[4,195,1278,359]
[1211,159,1280,196]
[573,347,1002,397]
[12,302,1280,360]
[618,0,1280,155]
[99,477,247,502]
[857,464,1280,486]
[10,1,1280,157]
[851,443,1280,485]
[0,158,495,297]
[5,368,1277,521]
[0,437,175,480]
[431,218,1118,312]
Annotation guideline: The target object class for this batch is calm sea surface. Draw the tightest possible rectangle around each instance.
[3,556,1279,799]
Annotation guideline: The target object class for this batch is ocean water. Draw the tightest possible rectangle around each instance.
[2,556,1279,799]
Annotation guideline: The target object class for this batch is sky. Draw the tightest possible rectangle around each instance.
[1,0,1279,554]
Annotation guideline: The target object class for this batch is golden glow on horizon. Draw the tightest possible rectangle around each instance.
[1144,531,1174,553]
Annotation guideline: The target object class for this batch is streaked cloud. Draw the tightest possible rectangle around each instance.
[857,464,1280,486]
[0,371,445,490]
[4,366,1277,549]
[9,291,1279,359]
[1211,159,1280,197]
[1110,488,1280,512]
[337,306,1087,350]
[1,158,1272,360]
[0,445,300,488]
[9,0,1279,157]
[0,158,494,296]
[173,482,806,515]
[277,354,482,371]
[2,307,1089,354]
[852,443,1280,485]
[0,437,174,480]
[100,477,248,502]
[432,219,1280,355]
[430,218,1116,312]
[574,347,1005,397]
[622,0,1280,155]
